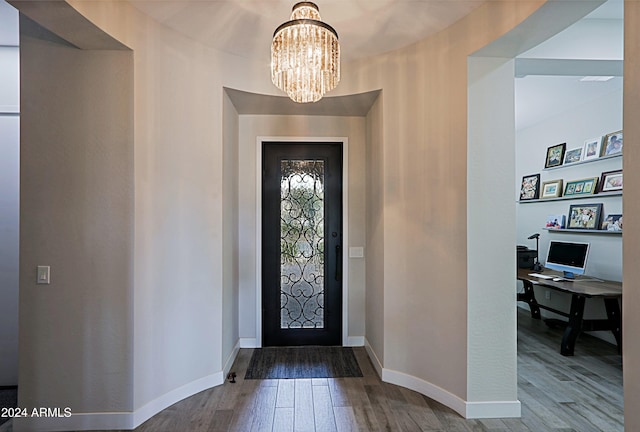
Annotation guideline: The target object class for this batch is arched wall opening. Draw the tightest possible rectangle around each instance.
[466,1,637,428]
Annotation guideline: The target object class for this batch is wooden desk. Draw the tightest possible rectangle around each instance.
[517,268,622,356]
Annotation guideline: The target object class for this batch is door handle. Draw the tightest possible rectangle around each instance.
[335,244,342,282]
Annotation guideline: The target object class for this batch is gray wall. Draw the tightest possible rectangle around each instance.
[516,89,623,343]
[365,96,384,366]
[623,3,640,428]
[18,15,134,413]
[336,1,547,407]
[222,90,239,371]
[516,89,623,279]
[0,0,19,387]
[236,114,367,345]
[467,57,518,406]
[14,2,243,427]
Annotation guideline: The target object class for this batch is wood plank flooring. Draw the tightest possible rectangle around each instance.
[0,308,623,431]
[516,307,623,432]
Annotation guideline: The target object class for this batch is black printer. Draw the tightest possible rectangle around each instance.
[517,245,537,269]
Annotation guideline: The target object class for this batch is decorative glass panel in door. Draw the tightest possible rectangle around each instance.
[280,159,325,329]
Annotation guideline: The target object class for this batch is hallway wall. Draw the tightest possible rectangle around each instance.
[467,57,518,408]
[235,114,367,346]
[60,1,549,415]
[222,91,240,374]
[12,1,261,428]
[17,14,134,420]
[364,96,385,368]
[53,0,234,417]
[334,1,545,409]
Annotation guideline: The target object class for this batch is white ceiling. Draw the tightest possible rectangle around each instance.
[126,0,624,128]
[515,0,623,130]
[128,0,484,62]
[515,75,623,131]
[1,0,625,126]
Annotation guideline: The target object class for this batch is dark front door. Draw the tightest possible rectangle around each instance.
[262,142,343,346]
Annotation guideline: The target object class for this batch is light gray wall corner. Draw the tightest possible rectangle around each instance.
[467,56,518,404]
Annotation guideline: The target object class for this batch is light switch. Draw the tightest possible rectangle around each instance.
[37,266,50,284]
[349,247,364,258]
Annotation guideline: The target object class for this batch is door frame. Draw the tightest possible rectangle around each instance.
[255,136,349,347]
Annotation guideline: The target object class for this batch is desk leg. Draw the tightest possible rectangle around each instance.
[561,294,585,356]
[604,298,622,354]
[518,280,541,320]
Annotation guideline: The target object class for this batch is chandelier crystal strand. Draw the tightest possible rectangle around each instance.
[271,2,340,103]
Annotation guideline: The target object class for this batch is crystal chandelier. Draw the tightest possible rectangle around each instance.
[271,2,340,103]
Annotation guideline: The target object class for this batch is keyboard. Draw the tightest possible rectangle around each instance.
[528,273,553,279]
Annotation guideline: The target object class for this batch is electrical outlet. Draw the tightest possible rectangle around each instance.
[545,290,551,300]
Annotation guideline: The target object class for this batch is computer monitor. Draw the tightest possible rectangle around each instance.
[544,240,590,278]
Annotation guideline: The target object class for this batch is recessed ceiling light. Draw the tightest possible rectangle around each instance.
[580,76,615,82]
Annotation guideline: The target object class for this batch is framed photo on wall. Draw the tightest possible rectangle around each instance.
[567,203,603,230]
[564,177,598,197]
[583,136,603,161]
[602,214,623,231]
[599,170,623,192]
[601,131,623,156]
[563,147,583,165]
[541,179,563,198]
[545,143,566,168]
[519,173,540,200]
[545,214,566,229]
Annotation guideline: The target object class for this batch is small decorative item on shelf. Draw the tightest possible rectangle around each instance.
[601,131,623,156]
[563,147,583,164]
[545,143,566,168]
[567,203,603,230]
[541,179,563,198]
[598,169,623,192]
[564,177,598,197]
[583,136,603,161]
[546,214,566,229]
[601,214,623,231]
[520,173,540,200]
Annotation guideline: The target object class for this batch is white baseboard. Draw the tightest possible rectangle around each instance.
[14,373,225,432]
[223,340,241,377]
[132,372,224,428]
[346,336,365,346]
[363,338,383,378]
[382,369,521,419]
[363,339,520,420]
[382,368,468,417]
[465,400,521,418]
[240,338,258,348]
